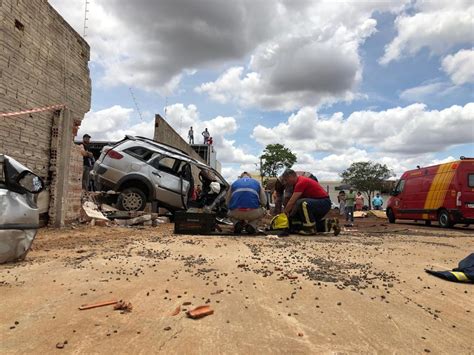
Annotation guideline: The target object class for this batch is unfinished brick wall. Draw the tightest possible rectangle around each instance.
[0,0,91,225]
[65,144,83,222]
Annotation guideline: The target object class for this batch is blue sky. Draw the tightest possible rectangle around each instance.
[51,0,473,181]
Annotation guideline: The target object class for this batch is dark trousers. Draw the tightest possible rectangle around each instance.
[82,166,91,190]
[293,198,331,230]
[346,205,354,222]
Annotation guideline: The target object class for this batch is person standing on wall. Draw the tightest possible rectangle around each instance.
[202,128,210,144]
[80,134,94,191]
[188,126,194,144]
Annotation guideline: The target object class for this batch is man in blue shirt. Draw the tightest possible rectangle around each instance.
[372,193,384,210]
[226,172,267,234]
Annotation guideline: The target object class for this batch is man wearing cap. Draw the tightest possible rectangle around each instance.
[273,171,318,215]
[80,134,94,191]
[226,172,267,234]
[282,169,331,234]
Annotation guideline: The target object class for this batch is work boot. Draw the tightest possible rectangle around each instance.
[245,224,256,235]
[298,228,316,235]
[234,221,245,234]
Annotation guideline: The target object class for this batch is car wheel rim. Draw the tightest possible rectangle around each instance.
[122,192,142,211]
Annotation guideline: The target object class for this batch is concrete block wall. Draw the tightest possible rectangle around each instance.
[154,114,206,163]
[65,144,83,222]
[0,0,91,225]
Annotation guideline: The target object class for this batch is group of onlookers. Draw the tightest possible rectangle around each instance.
[188,127,213,145]
[337,189,384,225]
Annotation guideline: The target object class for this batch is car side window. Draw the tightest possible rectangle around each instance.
[149,156,179,176]
[468,174,474,187]
[124,147,154,161]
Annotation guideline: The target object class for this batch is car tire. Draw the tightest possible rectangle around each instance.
[117,187,147,211]
[387,208,396,224]
[438,209,453,228]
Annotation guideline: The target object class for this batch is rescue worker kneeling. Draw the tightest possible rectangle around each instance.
[226,172,267,234]
[273,170,318,215]
[282,169,331,235]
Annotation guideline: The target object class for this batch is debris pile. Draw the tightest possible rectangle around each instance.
[80,192,170,227]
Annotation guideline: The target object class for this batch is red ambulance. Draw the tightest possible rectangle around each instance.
[386,157,474,228]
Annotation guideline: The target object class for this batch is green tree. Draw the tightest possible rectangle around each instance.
[260,144,297,179]
[341,161,393,209]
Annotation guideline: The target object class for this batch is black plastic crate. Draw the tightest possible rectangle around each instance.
[174,212,216,234]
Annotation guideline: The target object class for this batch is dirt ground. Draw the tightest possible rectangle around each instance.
[1,215,473,354]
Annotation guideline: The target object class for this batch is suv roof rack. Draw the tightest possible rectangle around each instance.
[123,135,214,170]
[124,135,190,157]
[136,136,190,155]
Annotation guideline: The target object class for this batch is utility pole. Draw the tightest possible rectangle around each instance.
[83,0,90,37]
[129,88,144,121]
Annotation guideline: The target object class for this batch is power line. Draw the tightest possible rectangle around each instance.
[83,0,90,37]
[129,87,144,121]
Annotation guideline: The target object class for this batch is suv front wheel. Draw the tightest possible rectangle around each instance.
[117,187,147,211]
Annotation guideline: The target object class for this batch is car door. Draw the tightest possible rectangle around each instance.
[148,155,189,209]
[391,179,405,218]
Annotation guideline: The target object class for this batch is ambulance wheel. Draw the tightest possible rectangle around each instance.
[387,208,396,223]
[438,209,453,228]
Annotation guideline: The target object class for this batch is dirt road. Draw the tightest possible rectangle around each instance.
[1,218,473,354]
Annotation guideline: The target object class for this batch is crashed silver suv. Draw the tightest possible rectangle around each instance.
[92,136,228,213]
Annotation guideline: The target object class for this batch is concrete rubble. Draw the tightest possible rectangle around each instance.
[80,192,171,228]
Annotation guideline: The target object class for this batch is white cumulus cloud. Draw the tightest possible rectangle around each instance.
[441,49,474,85]
[163,103,258,165]
[380,1,474,65]
[78,105,151,141]
[252,103,474,155]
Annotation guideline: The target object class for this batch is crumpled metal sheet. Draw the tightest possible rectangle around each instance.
[0,189,39,264]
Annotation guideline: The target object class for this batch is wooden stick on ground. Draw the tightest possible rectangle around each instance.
[79,300,118,310]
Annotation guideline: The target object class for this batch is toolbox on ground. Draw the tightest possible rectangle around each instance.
[174,211,217,234]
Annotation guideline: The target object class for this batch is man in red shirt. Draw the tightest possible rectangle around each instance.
[273,171,318,215]
[282,169,332,234]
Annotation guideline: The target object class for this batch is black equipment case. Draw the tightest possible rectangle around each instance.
[174,211,216,234]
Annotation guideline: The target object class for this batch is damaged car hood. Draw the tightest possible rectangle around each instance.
[0,189,39,263]
[0,154,44,264]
